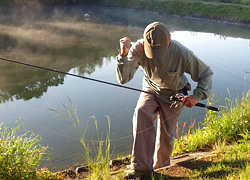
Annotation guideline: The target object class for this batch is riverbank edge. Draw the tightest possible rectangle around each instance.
[98,0,250,26]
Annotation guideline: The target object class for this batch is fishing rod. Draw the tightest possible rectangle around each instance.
[0,57,145,93]
[0,57,219,111]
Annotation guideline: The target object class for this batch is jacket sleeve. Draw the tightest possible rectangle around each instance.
[185,52,213,101]
[116,42,142,84]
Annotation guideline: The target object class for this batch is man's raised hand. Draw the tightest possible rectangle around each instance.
[119,37,131,56]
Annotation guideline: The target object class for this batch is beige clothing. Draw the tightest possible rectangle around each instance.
[116,39,213,171]
[117,39,213,102]
[131,88,183,171]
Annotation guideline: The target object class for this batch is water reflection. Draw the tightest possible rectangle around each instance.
[0,20,123,103]
[0,5,249,105]
[0,5,249,171]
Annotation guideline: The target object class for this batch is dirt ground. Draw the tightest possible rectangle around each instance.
[57,151,214,179]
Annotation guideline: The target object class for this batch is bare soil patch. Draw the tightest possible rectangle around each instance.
[56,151,214,179]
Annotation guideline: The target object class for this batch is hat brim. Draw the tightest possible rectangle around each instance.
[144,42,168,60]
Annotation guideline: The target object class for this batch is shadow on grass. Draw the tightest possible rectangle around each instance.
[138,172,189,180]
[175,157,248,179]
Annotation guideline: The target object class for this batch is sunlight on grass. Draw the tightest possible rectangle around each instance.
[0,120,54,179]
[173,91,250,155]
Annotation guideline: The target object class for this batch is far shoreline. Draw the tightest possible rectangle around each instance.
[103,3,250,27]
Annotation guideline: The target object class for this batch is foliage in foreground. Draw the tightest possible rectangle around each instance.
[173,91,250,155]
[0,120,55,179]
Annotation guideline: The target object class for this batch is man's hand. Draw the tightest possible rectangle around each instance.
[180,95,198,108]
[119,37,131,56]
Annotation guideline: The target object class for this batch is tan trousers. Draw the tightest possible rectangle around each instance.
[131,88,184,171]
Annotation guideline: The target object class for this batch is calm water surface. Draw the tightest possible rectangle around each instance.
[0,5,249,170]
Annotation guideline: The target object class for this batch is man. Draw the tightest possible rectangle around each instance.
[116,22,213,179]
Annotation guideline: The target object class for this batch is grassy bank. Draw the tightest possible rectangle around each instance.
[1,91,249,179]
[173,92,250,155]
[103,0,250,24]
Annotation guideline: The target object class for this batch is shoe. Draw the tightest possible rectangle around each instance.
[124,169,154,179]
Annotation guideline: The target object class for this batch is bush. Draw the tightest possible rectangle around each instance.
[0,120,49,179]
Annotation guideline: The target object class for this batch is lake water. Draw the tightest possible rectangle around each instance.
[0,5,249,171]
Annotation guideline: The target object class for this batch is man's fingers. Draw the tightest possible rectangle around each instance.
[181,96,198,108]
[119,37,131,56]
[181,97,191,107]
[120,37,131,46]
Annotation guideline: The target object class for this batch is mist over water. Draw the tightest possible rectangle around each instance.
[0,4,249,171]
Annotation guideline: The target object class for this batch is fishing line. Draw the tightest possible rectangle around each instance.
[2,102,101,142]
[41,107,183,143]
[108,109,206,143]
[34,108,205,144]
[41,110,205,164]
[44,142,132,166]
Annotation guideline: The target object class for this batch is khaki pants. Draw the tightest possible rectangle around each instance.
[131,88,184,171]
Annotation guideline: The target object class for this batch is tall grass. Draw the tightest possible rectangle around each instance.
[0,120,51,179]
[173,91,250,155]
[171,92,250,179]
[53,99,113,180]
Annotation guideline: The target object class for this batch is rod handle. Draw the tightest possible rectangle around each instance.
[196,103,219,112]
